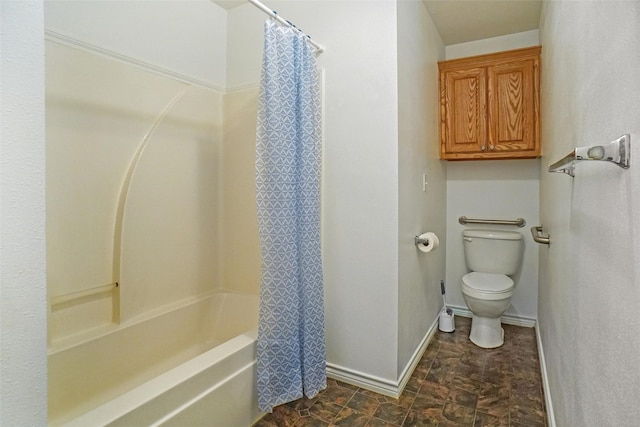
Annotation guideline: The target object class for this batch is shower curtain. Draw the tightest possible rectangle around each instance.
[255,20,326,412]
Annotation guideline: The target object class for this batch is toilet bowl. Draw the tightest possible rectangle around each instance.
[461,229,524,348]
[462,272,514,348]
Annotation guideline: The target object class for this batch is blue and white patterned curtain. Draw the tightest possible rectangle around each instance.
[255,19,326,412]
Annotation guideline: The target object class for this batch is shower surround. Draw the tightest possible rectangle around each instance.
[46,35,261,423]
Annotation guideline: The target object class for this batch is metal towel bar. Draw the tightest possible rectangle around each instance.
[548,134,630,177]
[458,216,526,228]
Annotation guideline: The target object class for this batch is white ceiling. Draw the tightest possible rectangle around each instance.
[211,0,542,46]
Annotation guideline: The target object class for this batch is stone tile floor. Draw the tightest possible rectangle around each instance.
[254,316,546,426]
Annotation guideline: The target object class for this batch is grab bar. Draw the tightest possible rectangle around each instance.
[458,216,526,228]
[531,226,550,245]
[548,134,630,177]
[50,282,118,309]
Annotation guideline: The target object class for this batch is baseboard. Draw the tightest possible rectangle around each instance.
[449,305,537,328]
[325,364,400,398]
[326,312,440,399]
[396,312,440,395]
[535,321,557,427]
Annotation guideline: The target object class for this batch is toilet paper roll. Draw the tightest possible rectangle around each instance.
[417,232,439,253]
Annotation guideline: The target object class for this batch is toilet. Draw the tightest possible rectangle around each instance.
[461,229,524,348]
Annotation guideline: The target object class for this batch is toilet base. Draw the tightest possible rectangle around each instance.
[469,315,504,348]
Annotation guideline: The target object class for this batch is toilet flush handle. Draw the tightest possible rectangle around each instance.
[463,237,473,242]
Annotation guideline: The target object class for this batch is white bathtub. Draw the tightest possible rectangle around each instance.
[48,292,262,426]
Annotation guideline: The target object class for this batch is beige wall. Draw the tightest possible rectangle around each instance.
[41,0,282,352]
[221,87,261,295]
[45,5,266,420]
[443,32,541,321]
[396,0,446,376]
[538,1,640,425]
[118,85,223,320]
[227,1,403,383]
[446,159,541,320]
[0,2,48,424]
[445,29,539,60]
[44,0,228,88]
[46,42,224,341]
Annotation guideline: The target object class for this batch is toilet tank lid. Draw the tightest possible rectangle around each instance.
[462,229,522,240]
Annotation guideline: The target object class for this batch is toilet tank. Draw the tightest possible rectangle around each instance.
[462,229,524,275]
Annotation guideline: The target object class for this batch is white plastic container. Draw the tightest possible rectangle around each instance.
[438,310,455,332]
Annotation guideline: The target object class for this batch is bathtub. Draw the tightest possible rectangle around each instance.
[48,292,262,426]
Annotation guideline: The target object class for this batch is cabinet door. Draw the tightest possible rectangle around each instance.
[441,67,487,158]
[487,59,538,156]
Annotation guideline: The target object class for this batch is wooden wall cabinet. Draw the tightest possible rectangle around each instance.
[439,46,541,160]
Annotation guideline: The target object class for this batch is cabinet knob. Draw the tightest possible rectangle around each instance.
[489,145,495,151]
[481,146,486,151]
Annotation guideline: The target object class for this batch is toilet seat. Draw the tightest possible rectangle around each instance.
[462,272,514,300]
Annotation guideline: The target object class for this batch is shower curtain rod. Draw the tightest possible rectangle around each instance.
[248,0,325,53]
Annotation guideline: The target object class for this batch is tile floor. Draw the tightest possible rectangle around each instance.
[254,316,547,426]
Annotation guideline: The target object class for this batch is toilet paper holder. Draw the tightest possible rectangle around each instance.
[415,232,439,253]
[415,235,430,247]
